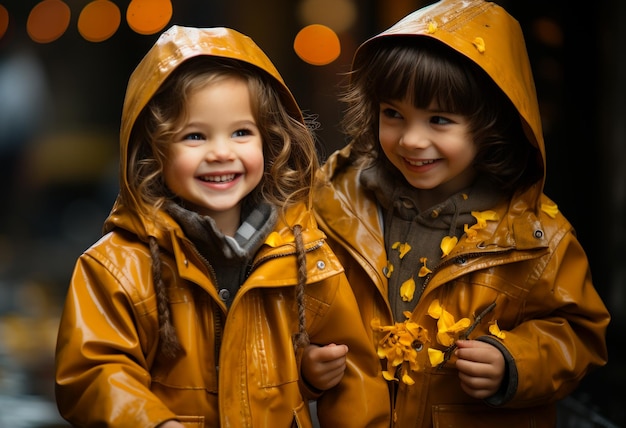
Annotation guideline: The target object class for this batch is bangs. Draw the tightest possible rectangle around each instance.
[360,37,488,115]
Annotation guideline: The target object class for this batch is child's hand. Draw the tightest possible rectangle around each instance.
[454,339,505,399]
[301,343,349,391]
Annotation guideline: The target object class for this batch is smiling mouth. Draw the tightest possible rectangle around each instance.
[406,159,436,167]
[199,173,237,183]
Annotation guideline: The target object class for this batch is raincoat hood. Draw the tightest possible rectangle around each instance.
[118,25,302,211]
[354,0,546,187]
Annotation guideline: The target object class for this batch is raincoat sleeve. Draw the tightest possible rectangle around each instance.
[304,244,391,427]
[482,218,610,407]
[55,242,176,427]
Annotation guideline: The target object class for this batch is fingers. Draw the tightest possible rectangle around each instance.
[454,340,505,399]
[310,343,349,363]
[301,344,349,391]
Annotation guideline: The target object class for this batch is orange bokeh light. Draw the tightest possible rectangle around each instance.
[0,5,8,40]
[126,0,172,35]
[294,24,341,66]
[27,0,71,43]
[78,0,121,43]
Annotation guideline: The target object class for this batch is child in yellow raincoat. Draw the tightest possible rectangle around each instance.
[311,1,610,426]
[54,25,390,427]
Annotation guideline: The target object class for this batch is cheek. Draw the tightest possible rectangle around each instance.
[459,144,478,168]
[243,145,265,182]
[378,126,397,153]
[163,151,193,190]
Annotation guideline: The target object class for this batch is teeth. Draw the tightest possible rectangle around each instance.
[407,159,435,166]
[201,174,236,183]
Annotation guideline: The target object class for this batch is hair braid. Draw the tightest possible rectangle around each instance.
[149,236,181,358]
[292,225,310,351]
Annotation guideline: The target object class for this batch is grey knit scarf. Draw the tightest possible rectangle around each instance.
[166,201,278,308]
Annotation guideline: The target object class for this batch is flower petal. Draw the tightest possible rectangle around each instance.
[440,236,458,257]
[464,223,478,240]
[401,370,415,385]
[541,203,559,218]
[427,20,437,34]
[392,241,412,259]
[417,266,430,277]
[472,36,486,53]
[428,348,444,366]
[471,210,499,228]
[489,321,507,339]
[448,317,471,334]
[265,231,284,247]
[382,370,397,382]
[427,300,443,319]
[400,277,416,302]
[418,257,432,277]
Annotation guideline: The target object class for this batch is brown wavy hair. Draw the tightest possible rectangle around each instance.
[341,36,542,195]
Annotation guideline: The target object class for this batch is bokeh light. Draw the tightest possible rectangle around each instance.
[26,0,71,43]
[126,0,173,35]
[0,5,8,40]
[294,24,341,66]
[78,0,121,43]
[297,0,356,33]
[532,17,563,48]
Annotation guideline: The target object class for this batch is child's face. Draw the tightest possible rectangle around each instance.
[378,98,477,201]
[164,76,264,221]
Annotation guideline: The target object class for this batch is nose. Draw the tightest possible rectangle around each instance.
[206,136,235,162]
[399,121,431,150]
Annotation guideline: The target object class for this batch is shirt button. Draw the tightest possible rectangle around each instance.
[218,289,231,301]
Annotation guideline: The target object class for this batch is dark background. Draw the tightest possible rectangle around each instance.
[0,1,623,426]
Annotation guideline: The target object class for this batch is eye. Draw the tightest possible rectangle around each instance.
[430,115,453,125]
[381,107,402,119]
[182,132,205,141]
[232,128,252,138]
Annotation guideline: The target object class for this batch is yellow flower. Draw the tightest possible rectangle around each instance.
[437,317,471,347]
[440,236,458,257]
[427,299,471,347]
[371,313,429,384]
[392,242,412,259]
[472,36,486,53]
[489,321,506,339]
[418,257,432,277]
[400,277,416,302]
[541,202,559,218]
